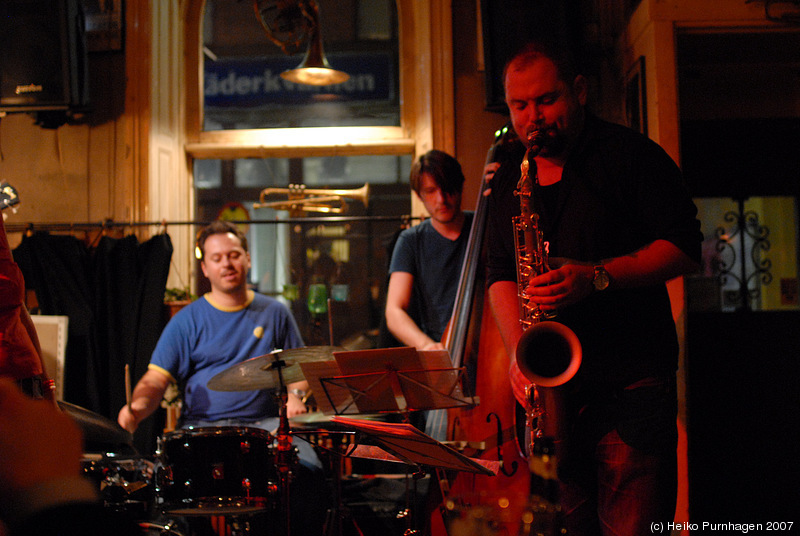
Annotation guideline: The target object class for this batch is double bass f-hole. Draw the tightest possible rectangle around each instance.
[487,412,518,477]
[450,413,517,476]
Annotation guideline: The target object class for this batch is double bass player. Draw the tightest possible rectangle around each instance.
[385,150,473,438]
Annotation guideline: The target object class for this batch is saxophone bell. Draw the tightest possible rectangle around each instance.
[516,320,582,388]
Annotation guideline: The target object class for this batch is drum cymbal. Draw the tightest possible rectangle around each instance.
[58,400,136,454]
[289,410,385,429]
[207,346,342,392]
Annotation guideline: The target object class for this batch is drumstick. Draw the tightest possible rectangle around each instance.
[125,364,132,410]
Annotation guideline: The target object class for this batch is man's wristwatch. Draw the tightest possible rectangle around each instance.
[592,264,610,291]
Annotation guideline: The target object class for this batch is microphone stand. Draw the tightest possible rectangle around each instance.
[272,352,293,536]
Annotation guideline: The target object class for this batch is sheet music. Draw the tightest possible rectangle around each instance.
[333,416,495,475]
[329,347,475,413]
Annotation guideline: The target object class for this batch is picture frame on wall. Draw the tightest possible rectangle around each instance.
[625,56,647,135]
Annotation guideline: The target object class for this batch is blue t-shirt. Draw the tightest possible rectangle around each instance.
[149,291,304,422]
[388,212,474,342]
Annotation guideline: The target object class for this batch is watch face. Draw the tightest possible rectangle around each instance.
[594,267,609,290]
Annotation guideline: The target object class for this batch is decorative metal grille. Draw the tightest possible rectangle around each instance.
[714,198,772,311]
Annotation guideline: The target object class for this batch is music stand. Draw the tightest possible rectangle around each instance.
[314,347,476,418]
[296,347,489,535]
[331,417,496,476]
[321,416,496,535]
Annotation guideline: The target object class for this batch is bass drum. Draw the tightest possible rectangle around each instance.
[155,426,279,516]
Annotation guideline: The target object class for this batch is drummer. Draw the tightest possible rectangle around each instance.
[117,221,327,533]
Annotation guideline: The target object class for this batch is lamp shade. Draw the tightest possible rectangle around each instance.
[280,19,349,86]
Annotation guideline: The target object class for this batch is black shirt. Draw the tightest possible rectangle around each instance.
[486,113,702,392]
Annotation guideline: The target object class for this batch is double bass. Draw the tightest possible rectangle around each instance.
[427,126,531,535]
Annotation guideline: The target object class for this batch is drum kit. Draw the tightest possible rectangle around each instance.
[61,346,370,536]
[63,346,490,536]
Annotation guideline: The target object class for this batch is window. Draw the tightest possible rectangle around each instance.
[689,196,799,312]
[202,0,400,130]
[184,0,445,345]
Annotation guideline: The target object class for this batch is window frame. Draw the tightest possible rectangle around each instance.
[183,0,454,161]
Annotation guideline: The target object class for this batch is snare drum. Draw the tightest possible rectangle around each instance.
[154,427,278,516]
[81,453,153,519]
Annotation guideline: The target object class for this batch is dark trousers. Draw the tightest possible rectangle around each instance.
[562,427,677,536]
[559,379,678,536]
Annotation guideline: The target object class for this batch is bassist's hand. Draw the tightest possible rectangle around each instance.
[482,162,501,196]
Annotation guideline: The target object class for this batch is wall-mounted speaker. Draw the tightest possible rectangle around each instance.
[0,0,89,114]
[480,0,583,113]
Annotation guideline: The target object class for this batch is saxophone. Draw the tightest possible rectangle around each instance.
[513,130,580,535]
[512,129,582,451]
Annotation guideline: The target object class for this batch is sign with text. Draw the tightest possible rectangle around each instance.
[204,52,395,108]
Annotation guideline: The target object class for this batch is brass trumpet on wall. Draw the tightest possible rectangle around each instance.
[254,183,370,214]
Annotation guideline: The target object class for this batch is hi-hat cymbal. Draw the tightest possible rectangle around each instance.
[58,400,136,455]
[207,346,342,392]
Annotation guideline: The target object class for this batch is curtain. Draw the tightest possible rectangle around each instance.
[15,231,172,453]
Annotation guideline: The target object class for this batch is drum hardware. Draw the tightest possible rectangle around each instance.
[267,349,296,536]
[227,517,254,536]
[319,415,495,536]
[201,349,300,533]
[285,426,363,536]
[324,432,365,536]
[137,519,185,536]
[202,327,344,533]
[67,403,154,522]
[81,453,154,520]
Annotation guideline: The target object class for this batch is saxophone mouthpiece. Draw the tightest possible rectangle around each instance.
[527,129,547,157]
